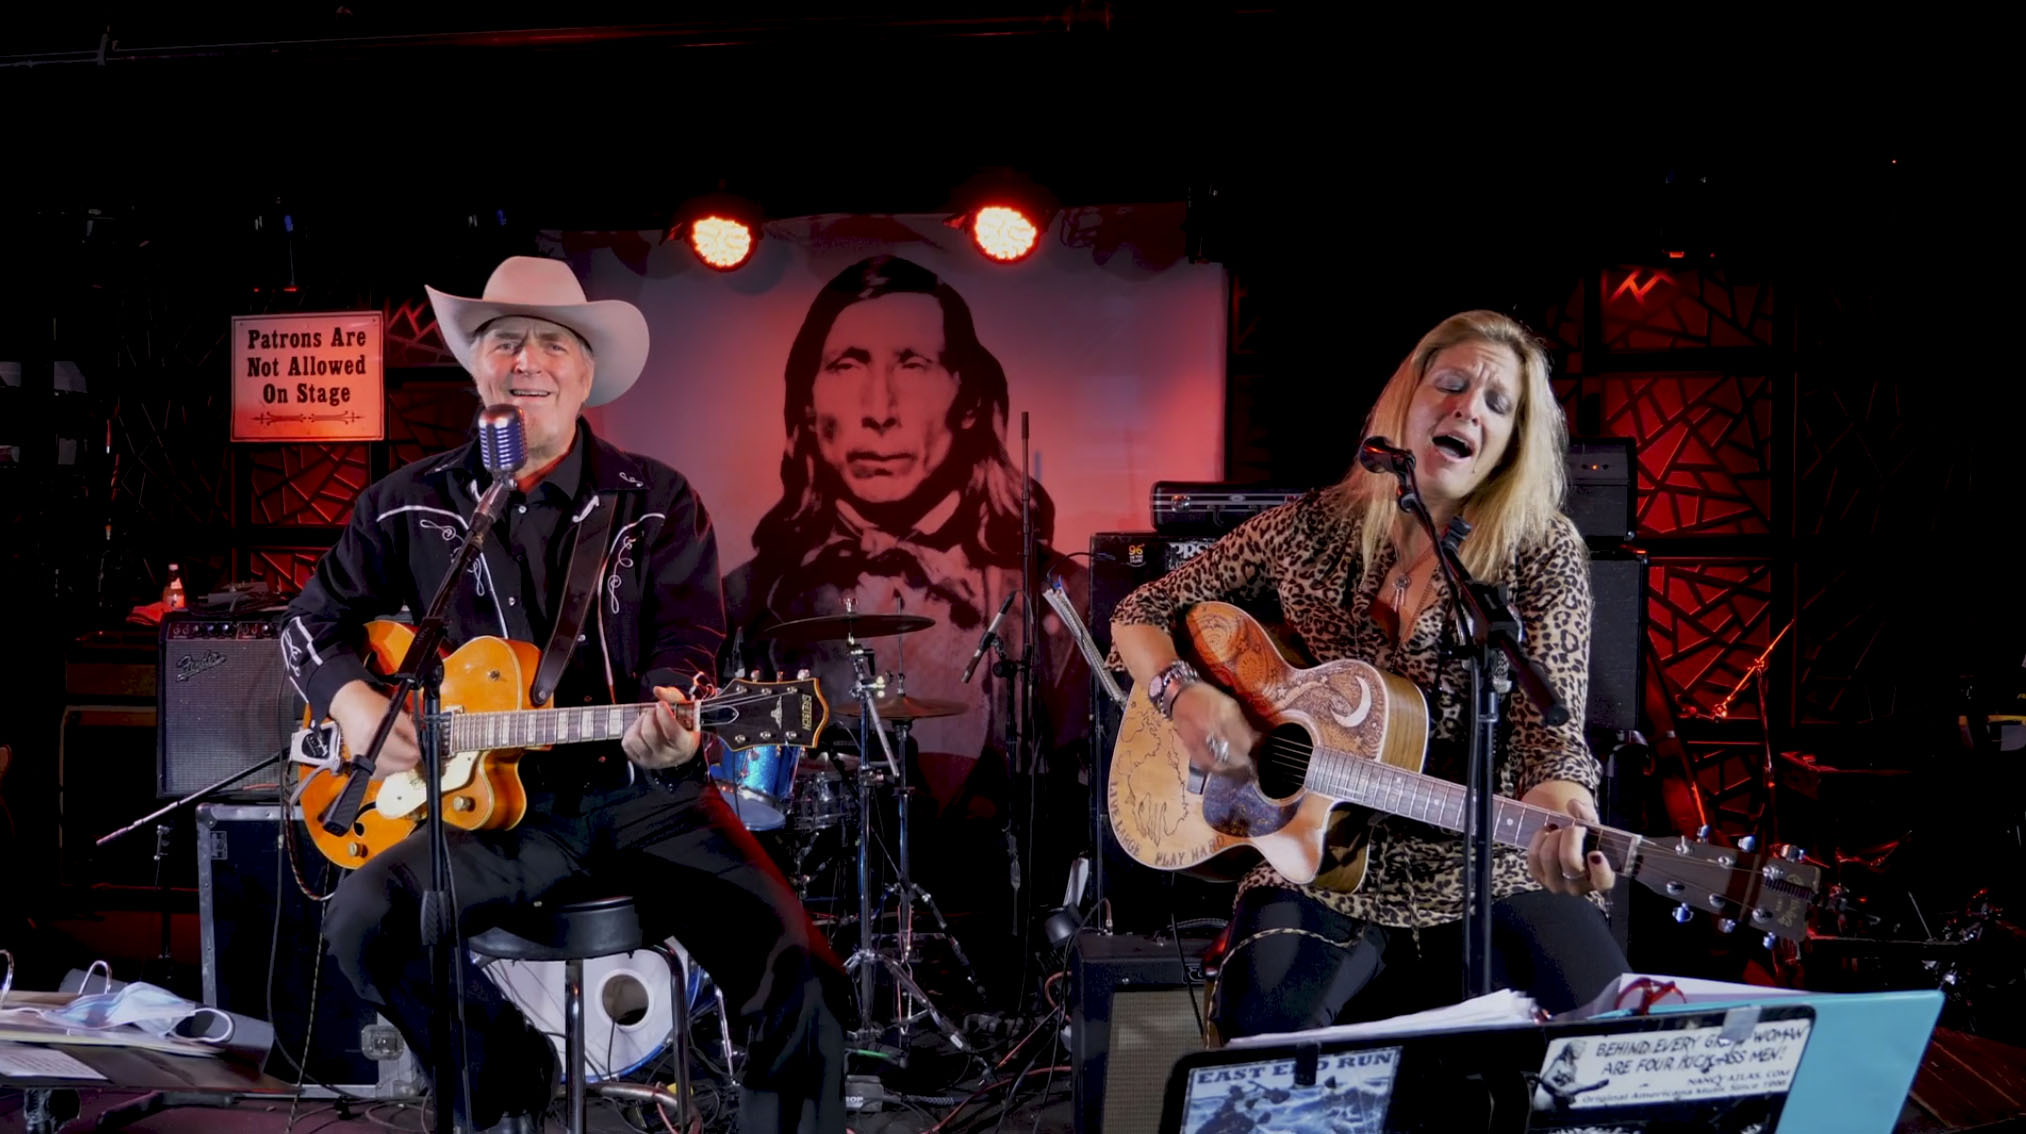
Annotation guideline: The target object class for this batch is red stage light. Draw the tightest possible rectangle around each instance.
[688,215,756,271]
[970,205,1041,263]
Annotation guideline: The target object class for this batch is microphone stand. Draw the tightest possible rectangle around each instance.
[317,468,515,1134]
[97,746,287,994]
[1384,466,1568,1001]
[998,413,1040,944]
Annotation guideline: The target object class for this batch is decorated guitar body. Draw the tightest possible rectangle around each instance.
[1107,602,1825,943]
[1107,601,1429,890]
[293,619,826,870]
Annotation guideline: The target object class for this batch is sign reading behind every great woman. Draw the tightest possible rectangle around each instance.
[231,311,385,442]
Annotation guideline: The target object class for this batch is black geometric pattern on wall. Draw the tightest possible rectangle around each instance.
[384,297,458,370]
[246,547,328,596]
[1647,560,1776,722]
[389,381,479,470]
[1795,374,1974,543]
[1554,373,1775,536]
[246,444,370,527]
[110,389,234,531]
[1539,273,1586,370]
[1597,267,1778,353]
[1794,557,1889,726]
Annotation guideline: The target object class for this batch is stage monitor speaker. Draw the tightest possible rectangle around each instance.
[198,802,387,1092]
[159,611,304,797]
[1070,931,1215,1134]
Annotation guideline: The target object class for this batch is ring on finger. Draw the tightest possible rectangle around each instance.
[1209,736,1231,766]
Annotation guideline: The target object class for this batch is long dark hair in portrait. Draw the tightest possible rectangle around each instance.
[748,254,1055,596]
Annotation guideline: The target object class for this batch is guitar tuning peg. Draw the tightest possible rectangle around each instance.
[1718,917,1740,934]
[1737,835,1757,853]
[796,668,812,681]
[735,668,748,680]
[1673,903,1695,925]
[1762,932,1780,951]
[1694,825,1713,843]
[1778,843,1806,862]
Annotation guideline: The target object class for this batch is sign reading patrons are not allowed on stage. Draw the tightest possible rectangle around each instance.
[231,310,385,442]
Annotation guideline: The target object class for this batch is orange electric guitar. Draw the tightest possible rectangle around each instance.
[1107,602,1825,944]
[291,620,826,869]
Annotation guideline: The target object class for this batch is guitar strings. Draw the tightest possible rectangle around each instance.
[1237,732,1645,857]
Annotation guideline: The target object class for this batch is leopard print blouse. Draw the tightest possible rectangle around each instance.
[1106,487,1599,928]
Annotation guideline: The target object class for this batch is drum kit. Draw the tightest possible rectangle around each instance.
[706,599,982,1054]
[482,602,985,1083]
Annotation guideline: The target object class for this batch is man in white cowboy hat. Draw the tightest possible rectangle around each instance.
[282,255,848,1133]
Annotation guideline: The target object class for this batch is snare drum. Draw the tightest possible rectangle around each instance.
[790,759,853,831]
[710,744,801,831]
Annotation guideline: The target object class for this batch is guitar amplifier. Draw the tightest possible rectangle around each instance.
[159,610,305,797]
[1149,482,1307,536]
[1567,437,1636,545]
[1070,930,1217,1134]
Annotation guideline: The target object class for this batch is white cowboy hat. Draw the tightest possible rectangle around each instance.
[425,256,650,406]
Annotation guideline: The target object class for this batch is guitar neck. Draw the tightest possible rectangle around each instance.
[1310,749,1643,871]
[444,699,705,751]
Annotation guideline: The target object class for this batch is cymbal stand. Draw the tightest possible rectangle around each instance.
[839,636,969,1054]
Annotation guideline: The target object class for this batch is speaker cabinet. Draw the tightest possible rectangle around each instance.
[159,612,304,797]
[1586,551,1647,734]
[1567,437,1635,544]
[198,803,385,1091]
[1070,931,1214,1134]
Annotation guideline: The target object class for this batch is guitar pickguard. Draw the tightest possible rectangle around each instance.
[371,749,484,821]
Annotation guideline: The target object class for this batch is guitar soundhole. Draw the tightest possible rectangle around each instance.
[1256,724,1311,800]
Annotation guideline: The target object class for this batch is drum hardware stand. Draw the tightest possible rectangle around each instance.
[882,714,987,1006]
[836,616,970,1056]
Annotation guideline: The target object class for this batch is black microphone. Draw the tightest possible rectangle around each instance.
[962,591,1018,684]
[477,404,527,476]
[1358,435,1415,478]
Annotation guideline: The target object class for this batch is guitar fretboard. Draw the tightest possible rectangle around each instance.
[1303,745,1641,869]
[445,701,699,752]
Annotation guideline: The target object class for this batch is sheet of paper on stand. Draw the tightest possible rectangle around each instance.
[0,1046,108,1080]
[1561,971,1814,1020]
[1225,988,1542,1049]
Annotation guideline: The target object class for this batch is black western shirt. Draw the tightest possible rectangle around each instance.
[281,419,727,788]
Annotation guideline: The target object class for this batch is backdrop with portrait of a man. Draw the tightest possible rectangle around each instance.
[552,208,1225,805]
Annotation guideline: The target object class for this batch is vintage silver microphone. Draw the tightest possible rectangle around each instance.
[473,404,525,521]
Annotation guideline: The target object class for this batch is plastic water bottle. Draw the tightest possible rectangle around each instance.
[162,562,187,611]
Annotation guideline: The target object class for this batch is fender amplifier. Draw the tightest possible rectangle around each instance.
[1070,930,1217,1134]
[159,611,304,797]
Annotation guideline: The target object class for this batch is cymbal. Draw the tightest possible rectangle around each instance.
[758,612,936,643]
[835,694,972,722]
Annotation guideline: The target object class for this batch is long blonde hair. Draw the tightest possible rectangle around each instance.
[1336,311,1568,580]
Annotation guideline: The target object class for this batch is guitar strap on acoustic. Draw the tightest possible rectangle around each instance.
[530,494,617,708]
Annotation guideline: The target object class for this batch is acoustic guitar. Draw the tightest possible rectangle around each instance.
[1107,602,1824,943]
[292,620,825,869]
